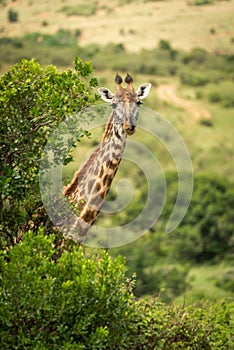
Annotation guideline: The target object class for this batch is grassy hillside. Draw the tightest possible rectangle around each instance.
[0,0,234,54]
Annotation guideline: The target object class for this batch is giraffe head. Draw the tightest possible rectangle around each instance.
[98,73,151,135]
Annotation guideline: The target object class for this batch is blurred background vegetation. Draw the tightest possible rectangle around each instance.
[0,0,233,348]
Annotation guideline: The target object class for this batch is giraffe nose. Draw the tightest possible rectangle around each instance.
[123,122,135,135]
[129,125,135,132]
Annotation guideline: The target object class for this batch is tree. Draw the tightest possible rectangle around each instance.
[181,175,234,261]
[8,9,18,22]
[162,173,234,262]
[0,58,98,248]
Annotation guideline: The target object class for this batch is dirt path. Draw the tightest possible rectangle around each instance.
[157,84,211,121]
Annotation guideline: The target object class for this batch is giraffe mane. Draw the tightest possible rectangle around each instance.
[64,112,114,197]
[102,111,114,141]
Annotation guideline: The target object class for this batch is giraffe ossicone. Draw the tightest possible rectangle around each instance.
[63,74,151,244]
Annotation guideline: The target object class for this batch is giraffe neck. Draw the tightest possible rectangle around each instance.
[95,111,127,197]
[63,112,127,243]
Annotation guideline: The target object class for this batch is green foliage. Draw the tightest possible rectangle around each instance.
[0,231,135,349]
[0,231,232,349]
[179,48,233,86]
[83,43,101,58]
[1,32,233,84]
[89,42,232,82]
[163,173,234,262]
[0,30,81,67]
[188,0,214,5]
[199,118,213,127]
[25,29,78,48]
[110,172,234,301]
[116,172,234,265]
[0,58,98,248]
[112,230,190,301]
[130,300,233,349]
[159,39,172,51]
[118,0,137,5]
[180,70,209,86]
[182,47,209,65]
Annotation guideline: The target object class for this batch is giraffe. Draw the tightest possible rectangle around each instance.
[63,73,151,243]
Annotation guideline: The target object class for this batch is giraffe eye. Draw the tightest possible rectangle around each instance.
[111,102,117,108]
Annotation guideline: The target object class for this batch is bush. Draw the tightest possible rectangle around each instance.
[159,39,172,51]
[188,0,214,5]
[0,231,135,349]
[180,70,209,86]
[8,9,18,22]
[199,118,213,127]
[24,29,77,47]
[60,2,98,17]
[206,84,221,103]
[206,81,234,108]
[0,31,80,66]
[11,37,23,48]
[182,47,208,65]
[130,300,233,349]
[0,231,232,349]
[171,174,234,262]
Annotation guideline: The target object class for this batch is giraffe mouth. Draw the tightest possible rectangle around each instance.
[125,128,135,135]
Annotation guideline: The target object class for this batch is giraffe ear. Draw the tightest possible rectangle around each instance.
[98,88,114,103]
[136,83,152,100]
